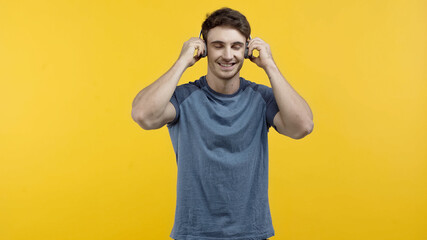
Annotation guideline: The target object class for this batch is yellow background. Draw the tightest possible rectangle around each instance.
[1,0,426,239]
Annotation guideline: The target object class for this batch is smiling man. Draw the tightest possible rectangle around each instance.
[131,7,313,240]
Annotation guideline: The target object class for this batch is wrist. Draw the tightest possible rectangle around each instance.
[175,58,190,70]
[263,60,278,73]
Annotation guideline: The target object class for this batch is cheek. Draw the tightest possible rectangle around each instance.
[208,49,221,59]
[235,49,245,58]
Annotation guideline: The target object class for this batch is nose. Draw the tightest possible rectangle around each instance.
[222,47,233,60]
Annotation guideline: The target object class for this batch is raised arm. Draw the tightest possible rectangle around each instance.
[131,37,206,130]
[248,37,314,139]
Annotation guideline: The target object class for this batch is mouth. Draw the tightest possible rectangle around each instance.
[218,62,236,70]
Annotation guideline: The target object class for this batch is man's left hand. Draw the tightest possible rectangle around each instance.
[247,37,276,70]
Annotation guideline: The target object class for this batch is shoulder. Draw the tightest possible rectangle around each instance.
[241,78,274,101]
[176,78,202,92]
[173,78,204,102]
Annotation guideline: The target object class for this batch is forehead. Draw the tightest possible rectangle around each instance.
[206,26,246,43]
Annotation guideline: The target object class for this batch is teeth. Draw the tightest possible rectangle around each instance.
[219,63,233,67]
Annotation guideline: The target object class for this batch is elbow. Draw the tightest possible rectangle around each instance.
[131,109,157,130]
[306,120,314,135]
[293,120,314,140]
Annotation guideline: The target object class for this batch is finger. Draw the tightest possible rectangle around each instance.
[194,42,206,59]
[195,40,207,57]
[192,43,204,58]
[188,53,202,67]
[193,44,200,57]
[247,38,263,55]
[199,40,207,56]
[249,54,260,65]
[193,54,201,62]
[248,42,261,58]
[199,42,206,57]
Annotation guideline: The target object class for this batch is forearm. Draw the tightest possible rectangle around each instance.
[265,63,313,130]
[131,59,187,121]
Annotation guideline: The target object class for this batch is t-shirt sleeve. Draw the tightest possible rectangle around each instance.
[167,83,199,127]
[167,90,180,126]
[256,85,280,130]
[265,88,280,130]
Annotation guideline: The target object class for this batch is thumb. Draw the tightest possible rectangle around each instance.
[249,55,260,66]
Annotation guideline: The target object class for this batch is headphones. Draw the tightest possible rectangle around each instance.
[199,30,251,59]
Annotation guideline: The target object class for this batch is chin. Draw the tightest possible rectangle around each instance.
[210,62,244,80]
[214,70,239,80]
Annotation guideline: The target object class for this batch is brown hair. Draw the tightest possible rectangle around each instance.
[201,7,251,42]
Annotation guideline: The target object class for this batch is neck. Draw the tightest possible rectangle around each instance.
[205,72,241,95]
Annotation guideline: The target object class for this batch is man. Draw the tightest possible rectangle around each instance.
[132,7,313,240]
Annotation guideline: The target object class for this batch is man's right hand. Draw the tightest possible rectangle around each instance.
[132,37,206,130]
[177,37,206,68]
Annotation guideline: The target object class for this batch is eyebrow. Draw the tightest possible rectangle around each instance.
[210,41,245,46]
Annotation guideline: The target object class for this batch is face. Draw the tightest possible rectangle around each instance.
[206,26,247,81]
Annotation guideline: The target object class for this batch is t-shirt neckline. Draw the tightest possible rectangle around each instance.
[202,75,244,98]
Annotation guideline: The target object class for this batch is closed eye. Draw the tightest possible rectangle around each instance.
[211,42,224,48]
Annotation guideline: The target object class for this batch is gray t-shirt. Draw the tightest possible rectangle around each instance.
[167,76,279,240]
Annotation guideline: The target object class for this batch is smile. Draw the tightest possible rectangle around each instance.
[218,62,236,68]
